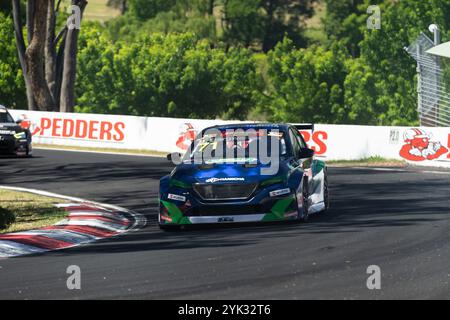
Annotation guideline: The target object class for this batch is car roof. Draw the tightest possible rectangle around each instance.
[204,123,291,132]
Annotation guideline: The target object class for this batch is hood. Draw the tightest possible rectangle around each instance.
[171,162,288,185]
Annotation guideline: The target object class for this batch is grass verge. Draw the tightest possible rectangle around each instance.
[0,189,68,234]
[327,156,407,167]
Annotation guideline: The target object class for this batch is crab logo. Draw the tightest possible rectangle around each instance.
[399,128,448,161]
[176,123,197,151]
[18,114,41,136]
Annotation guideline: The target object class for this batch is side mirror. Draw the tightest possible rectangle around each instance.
[299,148,314,159]
[167,152,182,162]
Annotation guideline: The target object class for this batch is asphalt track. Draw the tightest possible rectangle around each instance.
[0,149,449,299]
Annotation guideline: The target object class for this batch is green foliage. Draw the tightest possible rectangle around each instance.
[0,2,12,14]
[262,38,348,123]
[106,0,217,42]
[222,0,316,51]
[354,0,450,125]
[129,0,176,20]
[259,0,316,52]
[259,0,449,125]
[223,0,265,47]
[322,0,367,57]
[0,206,15,230]
[0,13,27,109]
[76,28,261,119]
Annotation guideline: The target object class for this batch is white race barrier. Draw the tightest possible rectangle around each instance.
[8,110,450,167]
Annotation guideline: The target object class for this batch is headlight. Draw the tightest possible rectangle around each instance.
[14,132,26,140]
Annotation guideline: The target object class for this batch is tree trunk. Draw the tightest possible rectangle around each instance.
[12,0,87,112]
[12,0,36,110]
[25,0,56,111]
[60,0,87,113]
[26,0,35,44]
[208,0,214,16]
[45,0,57,109]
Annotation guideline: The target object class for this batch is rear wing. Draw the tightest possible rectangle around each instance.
[293,124,314,132]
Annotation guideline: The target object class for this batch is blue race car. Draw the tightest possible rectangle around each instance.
[159,123,329,230]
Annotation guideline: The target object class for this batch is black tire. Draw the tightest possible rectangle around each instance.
[26,145,32,158]
[323,170,330,211]
[159,224,181,232]
[298,178,309,223]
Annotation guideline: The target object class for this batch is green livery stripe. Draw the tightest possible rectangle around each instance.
[169,179,191,189]
[262,197,295,221]
[161,200,191,224]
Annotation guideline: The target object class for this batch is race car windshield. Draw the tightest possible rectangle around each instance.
[183,129,287,164]
[0,110,15,123]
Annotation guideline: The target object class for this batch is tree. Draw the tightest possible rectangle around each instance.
[128,0,175,21]
[222,0,316,51]
[322,0,367,57]
[0,1,12,14]
[75,30,261,119]
[0,12,27,109]
[222,0,264,47]
[261,0,316,52]
[354,0,450,125]
[11,0,88,112]
[107,0,128,15]
[262,37,349,123]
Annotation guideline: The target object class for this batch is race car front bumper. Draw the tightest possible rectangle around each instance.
[0,135,29,156]
[158,193,299,226]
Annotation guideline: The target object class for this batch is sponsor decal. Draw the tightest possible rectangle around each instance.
[0,130,14,135]
[205,177,245,183]
[218,217,234,223]
[168,193,186,202]
[399,128,449,161]
[299,130,328,155]
[25,117,125,142]
[269,188,291,197]
[160,214,173,223]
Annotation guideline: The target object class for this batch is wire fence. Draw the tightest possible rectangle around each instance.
[406,33,450,127]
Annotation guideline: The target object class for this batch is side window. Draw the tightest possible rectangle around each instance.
[294,130,307,149]
[7,112,14,123]
[289,129,301,158]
